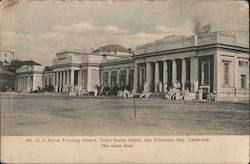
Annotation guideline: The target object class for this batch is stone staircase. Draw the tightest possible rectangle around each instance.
[134,92,165,98]
[148,92,165,99]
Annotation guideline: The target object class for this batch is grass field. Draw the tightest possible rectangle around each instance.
[1,93,249,135]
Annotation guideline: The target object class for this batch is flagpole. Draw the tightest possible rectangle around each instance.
[133,91,136,119]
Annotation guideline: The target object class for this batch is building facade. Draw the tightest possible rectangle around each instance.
[133,32,249,101]
[15,31,249,101]
[16,65,45,92]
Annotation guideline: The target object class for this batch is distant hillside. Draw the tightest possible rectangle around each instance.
[7,59,41,73]
[0,71,15,91]
[0,59,41,91]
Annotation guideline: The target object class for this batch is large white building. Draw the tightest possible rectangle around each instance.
[15,65,44,92]
[16,31,249,101]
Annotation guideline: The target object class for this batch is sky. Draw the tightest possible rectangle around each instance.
[0,0,249,65]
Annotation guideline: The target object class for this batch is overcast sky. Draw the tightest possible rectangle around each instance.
[0,0,249,65]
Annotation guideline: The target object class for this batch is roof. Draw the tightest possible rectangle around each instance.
[94,44,129,53]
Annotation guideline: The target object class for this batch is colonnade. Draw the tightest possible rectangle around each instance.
[104,68,133,87]
[16,76,33,92]
[16,76,31,92]
[54,69,86,92]
[134,58,189,92]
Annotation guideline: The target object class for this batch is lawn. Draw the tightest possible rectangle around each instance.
[1,93,249,135]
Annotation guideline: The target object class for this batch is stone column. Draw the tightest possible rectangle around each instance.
[23,78,25,91]
[154,61,159,92]
[65,70,69,92]
[190,57,199,93]
[20,78,22,91]
[33,75,36,91]
[172,60,177,86]
[163,60,168,84]
[126,68,130,85]
[23,77,25,91]
[108,70,112,86]
[66,70,70,86]
[70,69,74,86]
[182,59,187,91]
[17,77,19,91]
[234,56,238,93]
[59,71,63,92]
[19,78,21,91]
[133,63,138,92]
[78,70,82,86]
[146,62,152,92]
[82,70,85,88]
[100,71,103,86]
[20,77,22,91]
[117,69,120,85]
[56,72,59,92]
[19,77,21,91]
[87,68,91,91]
[23,77,26,91]
[63,71,66,85]
[27,76,31,92]
[54,72,56,90]
[63,71,67,92]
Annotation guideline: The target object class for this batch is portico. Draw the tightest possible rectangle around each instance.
[136,58,191,93]
[53,68,88,92]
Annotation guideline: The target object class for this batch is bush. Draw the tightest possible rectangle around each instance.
[137,86,143,93]
[43,85,54,92]
[31,90,42,93]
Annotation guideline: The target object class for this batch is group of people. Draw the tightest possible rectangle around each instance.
[139,80,190,100]
[90,80,190,100]
[93,84,134,98]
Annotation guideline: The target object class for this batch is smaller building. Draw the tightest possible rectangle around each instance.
[16,65,45,92]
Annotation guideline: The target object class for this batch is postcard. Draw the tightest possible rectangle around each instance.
[0,0,249,163]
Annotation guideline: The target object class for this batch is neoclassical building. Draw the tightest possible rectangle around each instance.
[15,65,44,92]
[16,31,249,101]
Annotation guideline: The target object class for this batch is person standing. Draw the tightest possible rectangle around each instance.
[158,81,163,92]
[163,83,168,93]
[140,81,149,98]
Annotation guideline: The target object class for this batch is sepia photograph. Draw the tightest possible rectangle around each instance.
[0,0,249,163]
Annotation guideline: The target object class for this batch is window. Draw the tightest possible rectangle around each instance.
[119,70,127,86]
[201,62,210,85]
[45,77,47,87]
[129,69,134,89]
[224,62,230,85]
[139,66,145,87]
[83,70,88,89]
[239,60,249,67]
[111,71,117,87]
[241,75,246,89]
[103,72,109,86]
[49,77,52,85]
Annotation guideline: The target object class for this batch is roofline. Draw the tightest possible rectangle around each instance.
[56,51,90,56]
[134,43,249,59]
[101,58,135,66]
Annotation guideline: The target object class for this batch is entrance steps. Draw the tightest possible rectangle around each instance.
[134,92,165,98]
[148,92,165,99]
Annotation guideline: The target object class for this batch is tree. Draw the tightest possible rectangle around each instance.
[7,59,41,73]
